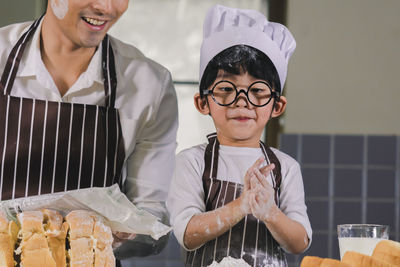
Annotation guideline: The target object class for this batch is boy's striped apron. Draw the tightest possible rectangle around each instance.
[186,133,287,267]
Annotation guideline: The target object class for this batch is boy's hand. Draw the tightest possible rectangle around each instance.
[240,157,264,214]
[240,157,274,215]
[249,167,276,222]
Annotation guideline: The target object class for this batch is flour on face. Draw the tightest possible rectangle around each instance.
[51,0,69,19]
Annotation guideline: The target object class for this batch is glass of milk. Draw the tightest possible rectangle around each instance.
[337,224,389,259]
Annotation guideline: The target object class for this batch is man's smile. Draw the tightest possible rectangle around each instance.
[82,16,108,29]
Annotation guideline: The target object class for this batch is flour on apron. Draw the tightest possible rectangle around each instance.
[208,256,251,267]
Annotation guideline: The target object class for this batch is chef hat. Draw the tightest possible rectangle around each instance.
[200,4,296,92]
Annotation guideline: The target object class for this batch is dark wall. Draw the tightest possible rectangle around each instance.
[280,134,399,266]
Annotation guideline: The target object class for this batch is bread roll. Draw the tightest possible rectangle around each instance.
[93,217,114,267]
[300,256,324,266]
[372,240,400,266]
[0,211,19,267]
[300,256,353,267]
[65,210,95,267]
[18,211,44,238]
[1,209,115,266]
[17,211,56,267]
[342,251,395,267]
[320,258,352,267]
[43,209,68,267]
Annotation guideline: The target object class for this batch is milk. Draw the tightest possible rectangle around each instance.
[338,237,383,259]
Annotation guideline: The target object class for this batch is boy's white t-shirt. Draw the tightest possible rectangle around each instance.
[167,143,312,252]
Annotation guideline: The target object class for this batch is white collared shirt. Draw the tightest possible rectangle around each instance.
[0,21,179,220]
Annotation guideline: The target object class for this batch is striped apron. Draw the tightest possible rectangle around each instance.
[0,17,125,201]
[186,133,287,267]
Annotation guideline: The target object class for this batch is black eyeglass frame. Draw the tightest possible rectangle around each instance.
[202,80,281,107]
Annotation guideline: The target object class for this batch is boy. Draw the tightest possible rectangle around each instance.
[167,5,312,267]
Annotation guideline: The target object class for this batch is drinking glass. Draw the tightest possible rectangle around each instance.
[337,224,389,259]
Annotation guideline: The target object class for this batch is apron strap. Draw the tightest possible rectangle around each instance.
[101,35,117,108]
[202,133,219,181]
[0,15,44,95]
[260,141,282,207]
[0,15,117,108]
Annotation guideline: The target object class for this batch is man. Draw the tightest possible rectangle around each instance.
[0,0,178,260]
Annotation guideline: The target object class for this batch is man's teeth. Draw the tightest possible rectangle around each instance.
[83,17,106,26]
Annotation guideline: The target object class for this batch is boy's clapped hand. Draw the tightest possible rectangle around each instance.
[241,157,276,222]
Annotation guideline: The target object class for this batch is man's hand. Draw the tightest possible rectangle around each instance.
[112,232,137,249]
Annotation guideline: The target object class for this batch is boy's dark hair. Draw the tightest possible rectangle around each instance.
[199,45,281,98]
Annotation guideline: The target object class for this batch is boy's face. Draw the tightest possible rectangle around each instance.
[195,70,287,147]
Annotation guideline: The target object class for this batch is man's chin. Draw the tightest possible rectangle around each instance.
[80,34,106,48]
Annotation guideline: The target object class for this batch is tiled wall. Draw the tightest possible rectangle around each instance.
[122,134,400,267]
[279,134,400,266]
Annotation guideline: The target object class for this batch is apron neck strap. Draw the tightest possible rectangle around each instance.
[0,15,117,108]
[101,35,117,108]
[259,140,282,207]
[0,15,44,95]
[202,133,220,181]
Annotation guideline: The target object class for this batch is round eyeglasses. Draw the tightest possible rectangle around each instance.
[202,80,280,107]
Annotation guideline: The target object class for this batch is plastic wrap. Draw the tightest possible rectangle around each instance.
[0,184,171,240]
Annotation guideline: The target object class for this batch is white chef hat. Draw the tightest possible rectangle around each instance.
[200,4,296,92]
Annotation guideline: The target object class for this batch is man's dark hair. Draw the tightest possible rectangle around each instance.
[199,45,281,98]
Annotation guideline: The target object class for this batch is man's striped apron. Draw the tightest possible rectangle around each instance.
[0,17,125,201]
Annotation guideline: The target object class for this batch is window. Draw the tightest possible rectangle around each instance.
[109,0,268,152]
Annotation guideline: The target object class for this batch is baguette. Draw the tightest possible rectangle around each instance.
[0,211,19,267]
